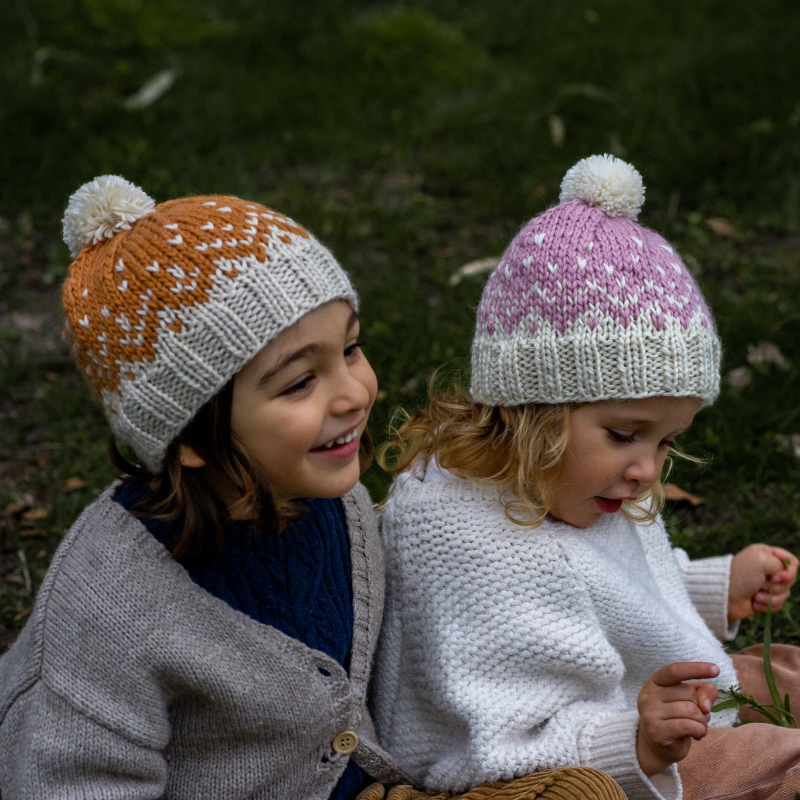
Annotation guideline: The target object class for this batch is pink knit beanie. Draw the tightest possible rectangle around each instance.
[471,154,720,406]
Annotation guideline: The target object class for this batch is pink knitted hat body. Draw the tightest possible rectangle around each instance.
[471,155,720,406]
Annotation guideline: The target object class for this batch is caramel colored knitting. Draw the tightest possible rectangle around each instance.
[63,197,308,398]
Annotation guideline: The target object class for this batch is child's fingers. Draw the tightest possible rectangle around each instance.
[768,548,798,580]
[655,716,709,744]
[693,681,718,714]
[656,682,706,705]
[650,662,720,688]
[753,585,792,611]
[660,698,710,724]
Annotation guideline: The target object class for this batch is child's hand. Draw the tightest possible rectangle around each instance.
[636,662,719,777]
[728,543,798,621]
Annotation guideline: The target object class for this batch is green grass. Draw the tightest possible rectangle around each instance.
[2,0,800,650]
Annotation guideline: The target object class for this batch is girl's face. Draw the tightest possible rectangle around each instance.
[548,396,702,528]
[229,300,377,502]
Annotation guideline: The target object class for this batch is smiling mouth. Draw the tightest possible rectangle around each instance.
[311,426,360,452]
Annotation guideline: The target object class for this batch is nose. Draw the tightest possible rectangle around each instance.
[623,447,664,489]
[330,362,374,417]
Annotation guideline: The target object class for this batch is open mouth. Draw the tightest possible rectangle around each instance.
[595,496,623,513]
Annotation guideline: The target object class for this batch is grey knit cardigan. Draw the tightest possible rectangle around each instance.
[0,482,404,799]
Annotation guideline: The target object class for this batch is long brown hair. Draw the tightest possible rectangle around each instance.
[111,380,373,558]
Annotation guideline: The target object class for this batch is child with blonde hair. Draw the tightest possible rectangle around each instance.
[373,155,800,800]
[0,176,624,800]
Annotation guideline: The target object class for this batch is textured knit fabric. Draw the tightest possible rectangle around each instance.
[0,482,404,800]
[372,468,740,800]
[470,155,720,407]
[356,767,626,800]
[113,483,372,800]
[114,483,357,666]
[61,176,358,471]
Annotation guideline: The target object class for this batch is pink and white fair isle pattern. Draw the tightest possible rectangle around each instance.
[471,200,721,406]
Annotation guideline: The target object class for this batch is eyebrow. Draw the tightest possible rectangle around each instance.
[256,311,359,386]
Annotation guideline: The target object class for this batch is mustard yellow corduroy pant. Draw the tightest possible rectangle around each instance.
[356,768,626,800]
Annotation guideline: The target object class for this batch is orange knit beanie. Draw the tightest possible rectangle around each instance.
[62,175,357,471]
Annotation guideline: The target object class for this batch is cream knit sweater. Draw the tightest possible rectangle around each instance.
[372,467,739,800]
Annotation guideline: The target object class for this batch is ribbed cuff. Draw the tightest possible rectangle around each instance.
[678,553,738,641]
[580,710,681,800]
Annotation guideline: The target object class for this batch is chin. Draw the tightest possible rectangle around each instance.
[308,472,362,500]
[552,511,602,529]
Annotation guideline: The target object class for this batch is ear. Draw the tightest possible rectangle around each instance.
[178,443,207,469]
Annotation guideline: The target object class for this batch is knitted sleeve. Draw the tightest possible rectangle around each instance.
[0,493,172,798]
[372,476,678,800]
[672,549,738,640]
[0,678,168,797]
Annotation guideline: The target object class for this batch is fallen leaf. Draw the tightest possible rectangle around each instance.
[449,256,499,286]
[375,390,388,401]
[663,483,704,506]
[20,528,48,538]
[22,507,48,521]
[548,113,565,148]
[705,217,736,237]
[5,502,26,515]
[14,608,31,622]
[746,342,790,370]
[63,476,86,492]
[123,68,178,111]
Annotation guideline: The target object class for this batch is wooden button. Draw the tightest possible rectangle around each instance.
[332,730,358,754]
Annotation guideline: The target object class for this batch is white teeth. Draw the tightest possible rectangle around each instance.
[320,430,357,449]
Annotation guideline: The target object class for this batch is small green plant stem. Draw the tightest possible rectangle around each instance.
[711,581,800,728]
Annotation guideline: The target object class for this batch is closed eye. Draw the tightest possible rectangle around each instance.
[607,429,636,444]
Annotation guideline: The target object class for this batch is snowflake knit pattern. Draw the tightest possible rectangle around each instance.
[61,176,357,471]
[470,155,721,406]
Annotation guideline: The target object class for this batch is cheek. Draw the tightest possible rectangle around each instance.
[231,401,298,457]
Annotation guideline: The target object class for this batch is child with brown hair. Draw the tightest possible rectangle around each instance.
[373,155,800,800]
[0,175,395,798]
[0,176,624,800]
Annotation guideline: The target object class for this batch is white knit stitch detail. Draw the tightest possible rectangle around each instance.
[559,154,645,220]
[471,313,720,406]
[673,551,739,641]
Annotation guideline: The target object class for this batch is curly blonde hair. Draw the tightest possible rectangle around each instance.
[378,382,686,527]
